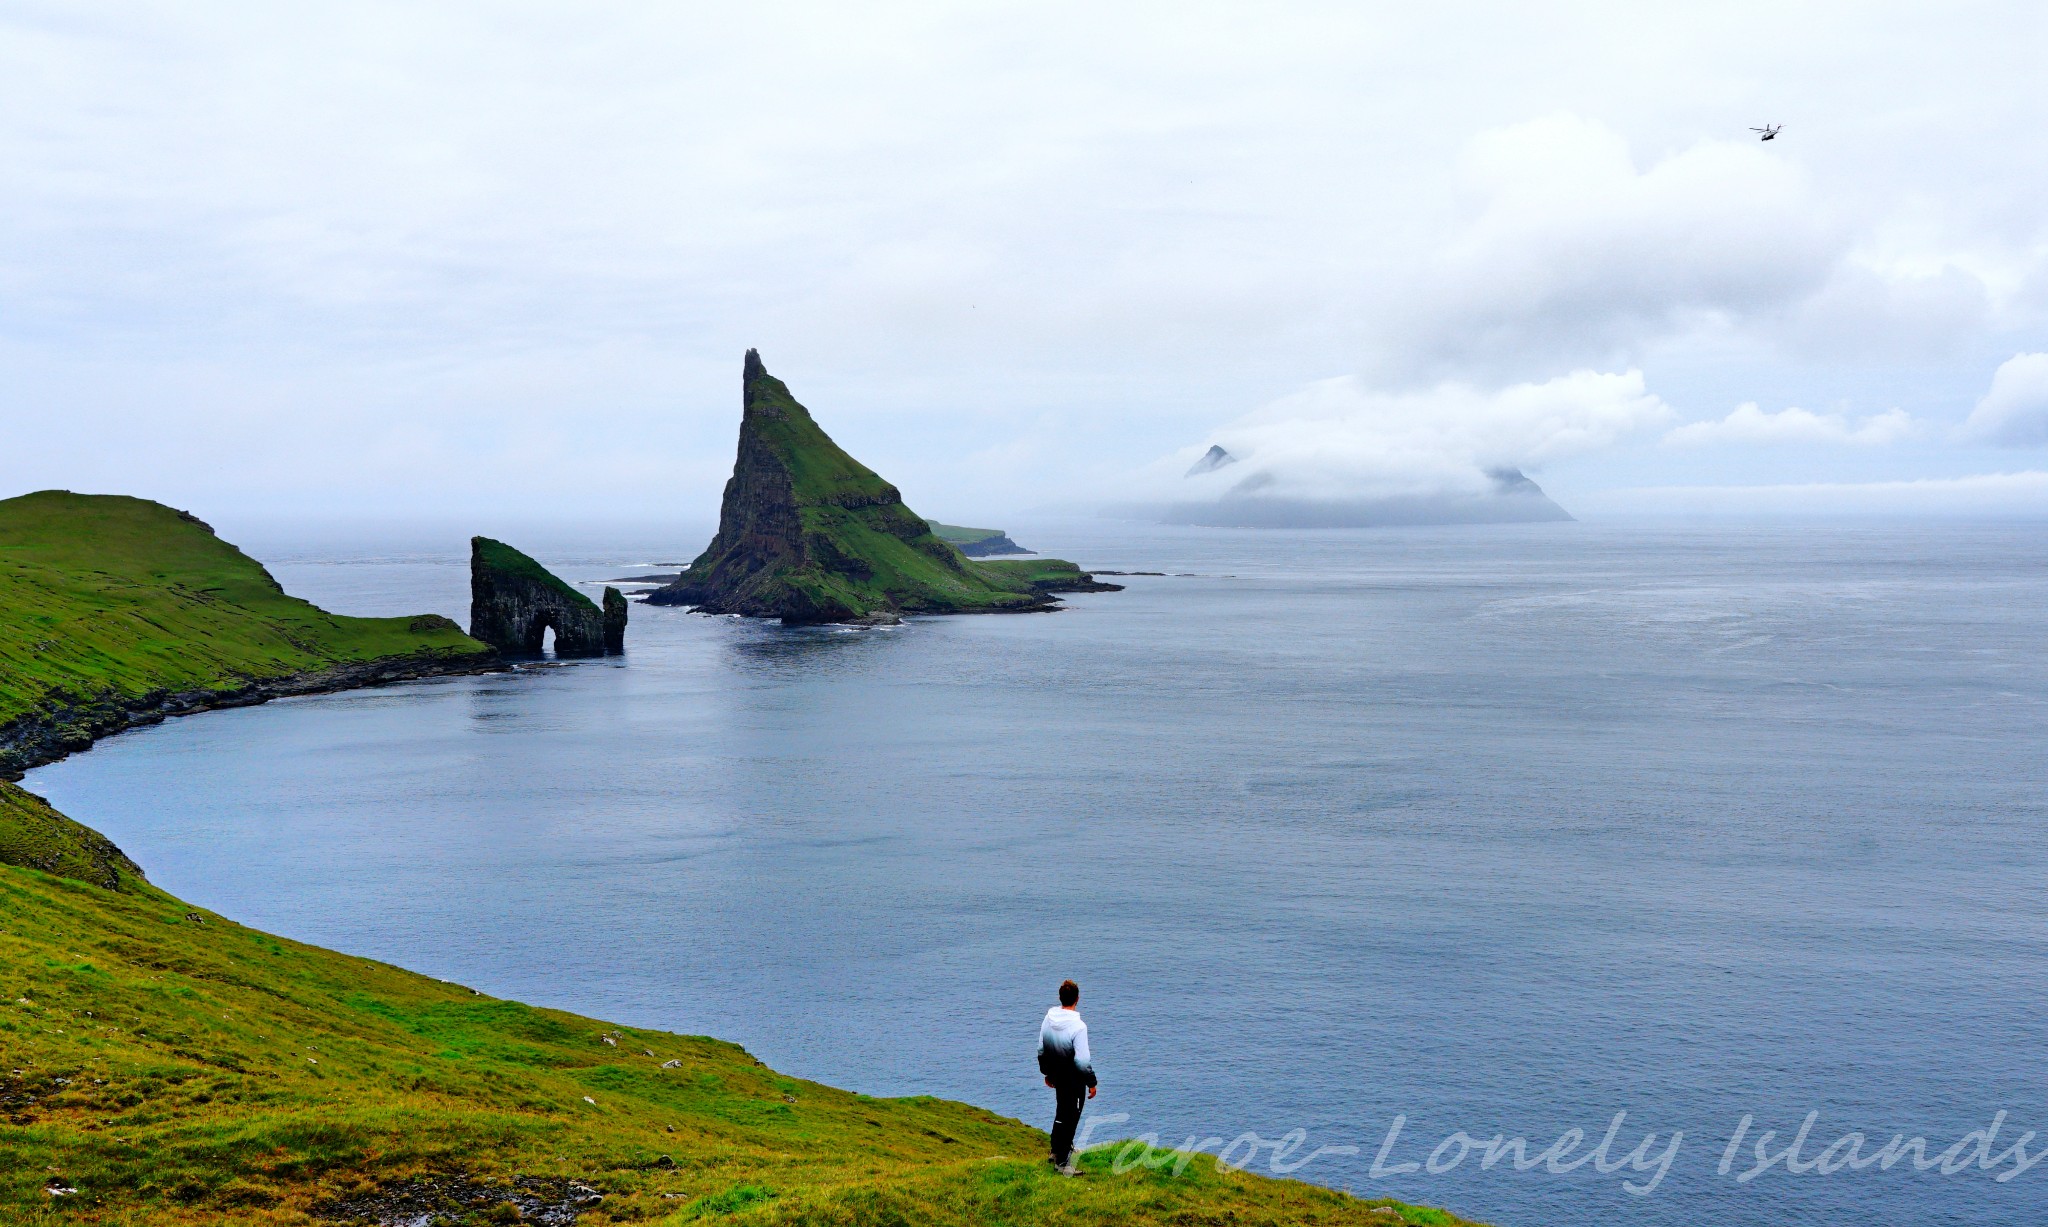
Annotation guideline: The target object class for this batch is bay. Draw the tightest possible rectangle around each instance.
[28,519,2048,1226]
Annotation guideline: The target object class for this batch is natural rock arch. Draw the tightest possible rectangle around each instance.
[467,537,626,658]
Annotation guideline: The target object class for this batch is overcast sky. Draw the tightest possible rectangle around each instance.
[4,2,2047,526]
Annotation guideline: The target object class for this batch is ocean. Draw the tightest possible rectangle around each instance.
[26,519,2048,1226]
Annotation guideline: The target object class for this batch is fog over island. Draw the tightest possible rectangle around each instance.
[3,4,2047,527]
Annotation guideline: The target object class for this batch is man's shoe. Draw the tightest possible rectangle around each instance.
[1058,1161,1080,1177]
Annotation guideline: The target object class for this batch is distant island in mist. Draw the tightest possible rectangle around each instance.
[1151,456,1574,528]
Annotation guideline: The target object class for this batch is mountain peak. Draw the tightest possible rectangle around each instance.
[1186,444,1237,477]
[646,356,1109,623]
[741,349,809,422]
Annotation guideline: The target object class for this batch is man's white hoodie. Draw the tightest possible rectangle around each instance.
[1037,1006,1097,1088]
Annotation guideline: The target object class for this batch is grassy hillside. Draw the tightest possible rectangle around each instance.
[975,558,1112,590]
[0,781,155,896]
[0,492,493,775]
[472,536,596,611]
[921,521,1031,559]
[922,522,1007,548]
[0,856,1478,1225]
[783,503,1051,618]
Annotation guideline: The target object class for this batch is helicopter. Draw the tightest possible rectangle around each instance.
[1751,124,1782,141]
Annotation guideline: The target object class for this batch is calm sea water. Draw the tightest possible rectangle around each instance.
[26,520,2048,1226]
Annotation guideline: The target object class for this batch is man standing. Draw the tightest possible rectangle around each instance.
[1038,979,1098,1175]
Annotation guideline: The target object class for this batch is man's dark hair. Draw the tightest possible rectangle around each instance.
[1059,979,1079,1007]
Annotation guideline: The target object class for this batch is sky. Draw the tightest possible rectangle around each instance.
[3,1,2047,527]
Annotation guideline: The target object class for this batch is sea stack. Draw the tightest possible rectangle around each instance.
[469,537,626,657]
[646,351,1117,623]
[602,587,629,653]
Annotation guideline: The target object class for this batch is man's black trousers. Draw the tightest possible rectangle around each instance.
[1050,1080,1088,1164]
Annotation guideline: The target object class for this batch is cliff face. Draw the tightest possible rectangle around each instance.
[957,533,1030,557]
[647,352,1111,623]
[468,538,626,657]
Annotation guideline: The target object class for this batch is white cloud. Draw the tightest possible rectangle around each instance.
[1377,115,1840,379]
[1150,368,1672,501]
[1664,402,1917,448]
[1783,260,1992,360]
[2,6,2047,517]
[1957,353,2048,446]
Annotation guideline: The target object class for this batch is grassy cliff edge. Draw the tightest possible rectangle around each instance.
[0,492,1480,1226]
[0,857,1475,1225]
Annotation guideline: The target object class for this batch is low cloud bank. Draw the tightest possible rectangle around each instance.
[1665,403,1917,448]
[1129,369,1671,526]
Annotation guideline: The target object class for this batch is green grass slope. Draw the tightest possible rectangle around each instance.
[779,503,1051,620]
[0,857,1480,1226]
[472,537,596,611]
[0,781,156,896]
[0,492,494,776]
[975,558,1115,590]
[920,522,1003,548]
[922,521,1032,558]
[648,354,1111,622]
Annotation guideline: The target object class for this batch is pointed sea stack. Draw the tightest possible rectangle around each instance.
[646,351,1118,623]
[469,537,626,657]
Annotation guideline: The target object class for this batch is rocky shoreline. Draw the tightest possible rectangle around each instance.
[956,532,1030,556]
[0,651,504,781]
